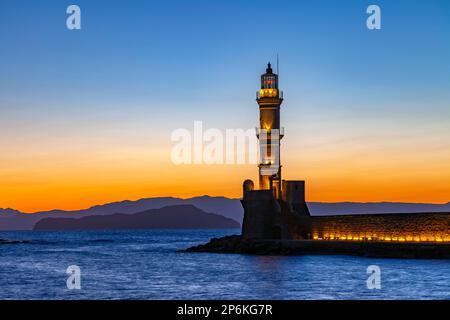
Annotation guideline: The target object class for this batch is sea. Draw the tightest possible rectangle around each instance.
[0,229,448,300]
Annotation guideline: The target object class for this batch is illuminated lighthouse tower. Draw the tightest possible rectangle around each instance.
[241,62,309,240]
[256,63,284,199]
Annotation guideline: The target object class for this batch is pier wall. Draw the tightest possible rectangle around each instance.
[307,212,450,242]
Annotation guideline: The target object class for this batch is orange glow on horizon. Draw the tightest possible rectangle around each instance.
[1,127,450,212]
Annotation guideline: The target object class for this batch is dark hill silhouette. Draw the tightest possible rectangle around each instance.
[0,196,243,231]
[33,205,240,231]
[1,196,450,231]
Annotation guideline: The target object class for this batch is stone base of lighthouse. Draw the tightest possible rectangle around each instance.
[241,180,311,240]
[240,179,450,243]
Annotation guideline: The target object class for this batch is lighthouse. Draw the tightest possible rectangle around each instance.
[256,63,284,199]
[240,63,449,244]
[241,62,309,240]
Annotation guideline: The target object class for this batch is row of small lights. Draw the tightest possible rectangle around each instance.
[312,234,449,243]
[259,89,278,97]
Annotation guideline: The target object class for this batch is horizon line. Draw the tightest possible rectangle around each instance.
[2,195,450,215]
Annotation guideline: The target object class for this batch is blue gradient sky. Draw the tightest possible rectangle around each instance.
[1,0,450,211]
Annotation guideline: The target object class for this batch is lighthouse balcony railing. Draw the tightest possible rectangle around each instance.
[256,90,283,99]
[256,127,284,139]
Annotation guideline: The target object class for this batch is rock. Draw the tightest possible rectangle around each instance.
[182,236,450,259]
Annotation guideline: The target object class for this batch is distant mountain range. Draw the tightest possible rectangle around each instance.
[1,196,450,231]
[34,205,240,231]
[0,196,242,231]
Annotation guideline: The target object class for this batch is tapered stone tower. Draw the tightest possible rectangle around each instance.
[241,62,309,240]
[256,63,284,199]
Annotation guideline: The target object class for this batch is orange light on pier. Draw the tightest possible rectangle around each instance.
[310,232,449,243]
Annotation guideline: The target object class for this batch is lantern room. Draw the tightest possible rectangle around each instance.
[259,63,279,98]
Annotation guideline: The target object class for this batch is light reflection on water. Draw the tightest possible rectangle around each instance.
[0,229,448,300]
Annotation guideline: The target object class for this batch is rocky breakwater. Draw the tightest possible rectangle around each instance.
[184,235,450,259]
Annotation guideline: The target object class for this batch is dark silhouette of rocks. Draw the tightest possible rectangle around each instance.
[33,205,240,231]
[184,235,450,259]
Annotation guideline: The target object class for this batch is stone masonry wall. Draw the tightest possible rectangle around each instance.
[307,212,450,242]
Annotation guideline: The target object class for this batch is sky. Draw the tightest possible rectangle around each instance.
[1,0,450,212]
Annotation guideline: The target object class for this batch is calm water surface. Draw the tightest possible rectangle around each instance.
[0,229,448,300]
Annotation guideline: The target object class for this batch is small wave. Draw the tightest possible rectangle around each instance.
[90,239,115,243]
[0,239,32,245]
[29,240,58,245]
[0,239,57,245]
